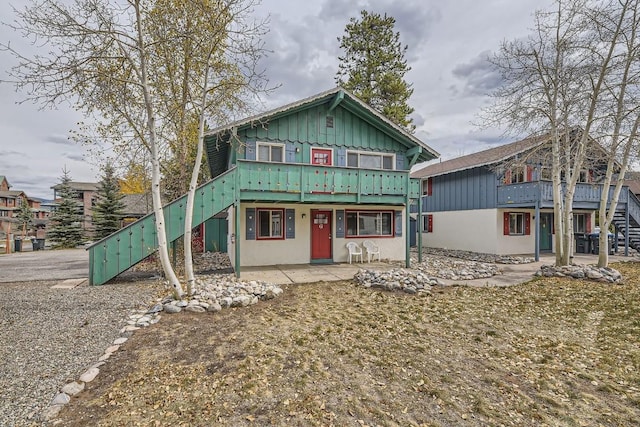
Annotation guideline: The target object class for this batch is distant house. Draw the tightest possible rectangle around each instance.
[121,193,152,226]
[0,176,50,239]
[412,134,639,259]
[51,181,98,235]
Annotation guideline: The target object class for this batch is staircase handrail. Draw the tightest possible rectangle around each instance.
[628,189,640,223]
[87,166,237,250]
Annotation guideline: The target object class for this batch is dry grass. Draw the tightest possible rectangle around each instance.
[57,262,640,426]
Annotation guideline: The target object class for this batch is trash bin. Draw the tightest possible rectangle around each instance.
[14,239,22,252]
[589,233,614,255]
[574,233,589,254]
[31,238,44,251]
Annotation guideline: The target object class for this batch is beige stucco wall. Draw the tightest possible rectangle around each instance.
[228,203,407,267]
[421,208,539,255]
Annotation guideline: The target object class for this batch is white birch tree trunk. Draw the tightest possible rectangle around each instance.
[134,0,183,298]
[183,61,212,295]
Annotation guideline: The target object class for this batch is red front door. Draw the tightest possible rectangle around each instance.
[311,210,332,260]
[311,148,332,166]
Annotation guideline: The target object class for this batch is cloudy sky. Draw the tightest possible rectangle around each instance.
[0,0,549,199]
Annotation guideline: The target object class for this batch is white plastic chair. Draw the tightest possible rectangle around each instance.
[346,242,363,263]
[362,240,380,263]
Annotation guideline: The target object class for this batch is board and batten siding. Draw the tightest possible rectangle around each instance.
[238,105,410,168]
[422,166,498,212]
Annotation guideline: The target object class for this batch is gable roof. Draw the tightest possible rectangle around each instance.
[0,175,10,190]
[51,181,98,192]
[0,190,26,199]
[205,87,439,161]
[412,134,549,179]
[122,193,152,216]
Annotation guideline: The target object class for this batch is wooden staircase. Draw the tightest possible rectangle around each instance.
[88,167,237,285]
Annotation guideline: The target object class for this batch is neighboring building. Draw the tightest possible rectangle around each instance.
[51,181,98,235]
[412,134,640,259]
[121,193,152,227]
[0,176,50,239]
[88,88,439,285]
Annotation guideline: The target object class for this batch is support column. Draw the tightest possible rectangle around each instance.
[418,196,423,263]
[234,167,241,278]
[405,174,411,268]
[534,201,540,262]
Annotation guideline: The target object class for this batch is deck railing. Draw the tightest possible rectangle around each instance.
[237,160,421,200]
[497,181,628,207]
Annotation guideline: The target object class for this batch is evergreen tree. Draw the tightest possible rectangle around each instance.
[16,195,33,237]
[335,10,416,132]
[48,169,84,248]
[93,163,126,240]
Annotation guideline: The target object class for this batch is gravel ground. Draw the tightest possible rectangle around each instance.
[0,279,163,427]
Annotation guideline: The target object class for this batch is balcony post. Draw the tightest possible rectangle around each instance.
[234,168,241,278]
[418,195,423,263]
[405,174,411,268]
[534,200,540,262]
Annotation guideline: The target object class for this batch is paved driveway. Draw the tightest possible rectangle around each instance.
[0,249,89,283]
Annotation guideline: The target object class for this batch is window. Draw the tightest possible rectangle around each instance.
[505,166,529,184]
[346,210,393,237]
[574,213,591,233]
[512,166,526,183]
[347,151,394,170]
[423,177,433,196]
[423,214,433,233]
[541,167,552,181]
[510,213,525,235]
[257,209,284,239]
[503,212,531,236]
[257,142,284,162]
[578,170,589,183]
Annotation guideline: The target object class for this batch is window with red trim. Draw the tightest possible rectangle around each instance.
[257,208,284,239]
[503,212,530,235]
[504,165,532,184]
[423,177,433,196]
[573,213,591,233]
[346,210,393,237]
[423,214,433,232]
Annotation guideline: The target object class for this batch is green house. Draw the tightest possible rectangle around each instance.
[88,87,438,285]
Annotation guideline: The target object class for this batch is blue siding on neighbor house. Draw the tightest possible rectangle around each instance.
[423,166,498,212]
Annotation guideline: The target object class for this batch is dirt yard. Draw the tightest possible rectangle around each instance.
[56,262,640,426]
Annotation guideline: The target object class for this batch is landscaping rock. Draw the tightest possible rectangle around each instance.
[536,264,622,283]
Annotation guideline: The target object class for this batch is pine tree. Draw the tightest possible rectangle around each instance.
[93,163,126,240]
[16,195,33,237]
[48,169,84,248]
[335,10,416,132]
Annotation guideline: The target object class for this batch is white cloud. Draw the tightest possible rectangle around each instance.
[0,0,551,198]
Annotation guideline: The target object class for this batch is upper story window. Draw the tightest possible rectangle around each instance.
[423,177,433,196]
[257,142,284,163]
[541,167,552,181]
[578,170,590,183]
[347,150,394,170]
[504,165,529,184]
